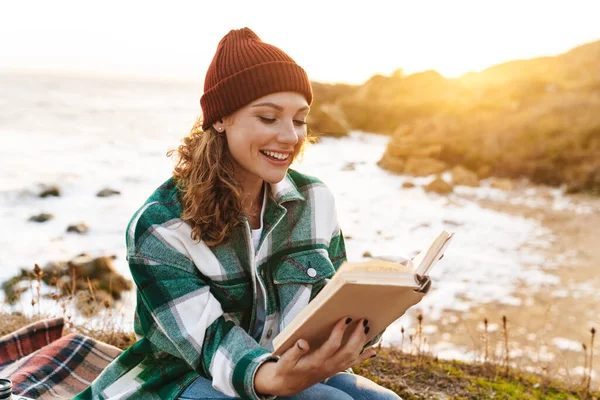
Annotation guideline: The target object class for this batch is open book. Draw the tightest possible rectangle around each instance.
[272,230,454,356]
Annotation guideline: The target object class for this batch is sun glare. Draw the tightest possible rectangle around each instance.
[0,0,598,83]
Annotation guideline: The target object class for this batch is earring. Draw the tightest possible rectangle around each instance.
[217,127,223,132]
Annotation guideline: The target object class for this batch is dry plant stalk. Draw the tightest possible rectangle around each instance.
[502,315,509,376]
[33,263,44,318]
[587,327,596,396]
[583,343,588,388]
[484,317,489,364]
[417,313,424,357]
[400,326,405,353]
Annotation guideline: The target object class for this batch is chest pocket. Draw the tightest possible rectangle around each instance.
[272,249,337,329]
[273,249,337,285]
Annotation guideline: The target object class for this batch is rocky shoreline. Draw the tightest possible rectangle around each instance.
[429,183,600,388]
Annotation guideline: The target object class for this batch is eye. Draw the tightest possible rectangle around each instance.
[294,120,307,127]
[259,116,276,124]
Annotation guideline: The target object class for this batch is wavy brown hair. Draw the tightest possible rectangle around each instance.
[168,117,311,247]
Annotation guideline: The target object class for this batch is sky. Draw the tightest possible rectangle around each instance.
[1,0,599,85]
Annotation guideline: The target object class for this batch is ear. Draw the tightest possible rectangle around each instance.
[213,121,225,133]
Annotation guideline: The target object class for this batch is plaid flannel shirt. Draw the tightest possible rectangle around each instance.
[75,169,357,400]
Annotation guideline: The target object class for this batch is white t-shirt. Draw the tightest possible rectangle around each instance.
[250,187,267,340]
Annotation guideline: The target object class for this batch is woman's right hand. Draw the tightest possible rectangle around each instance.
[254,317,376,397]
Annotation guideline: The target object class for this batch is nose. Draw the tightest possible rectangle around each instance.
[278,119,299,146]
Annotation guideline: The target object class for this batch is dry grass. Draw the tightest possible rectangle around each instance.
[355,348,600,399]
[2,305,598,399]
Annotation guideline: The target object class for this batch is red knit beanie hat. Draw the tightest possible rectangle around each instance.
[200,27,313,131]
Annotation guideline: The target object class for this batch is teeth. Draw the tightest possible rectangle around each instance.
[262,150,289,160]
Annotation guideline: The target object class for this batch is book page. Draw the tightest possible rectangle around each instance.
[339,259,414,274]
[412,231,454,276]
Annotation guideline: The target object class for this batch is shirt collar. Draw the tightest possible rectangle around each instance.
[269,172,306,204]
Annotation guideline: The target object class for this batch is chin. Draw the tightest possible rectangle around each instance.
[261,171,288,185]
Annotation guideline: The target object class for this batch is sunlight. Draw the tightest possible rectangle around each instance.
[0,0,598,83]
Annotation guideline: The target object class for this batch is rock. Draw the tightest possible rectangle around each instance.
[97,188,121,197]
[565,181,583,194]
[386,141,442,159]
[342,162,356,171]
[39,186,60,198]
[67,223,89,234]
[402,181,416,188]
[443,219,463,227]
[2,254,133,309]
[363,251,372,258]
[307,103,349,137]
[477,165,493,179]
[377,154,405,174]
[404,157,448,177]
[29,213,54,223]
[490,178,514,191]
[424,178,453,194]
[451,165,479,187]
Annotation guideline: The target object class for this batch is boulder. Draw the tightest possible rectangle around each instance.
[2,254,133,309]
[39,186,60,198]
[490,178,514,191]
[377,154,405,174]
[386,141,442,159]
[29,213,54,223]
[404,157,448,177]
[424,178,454,194]
[97,188,121,197]
[67,223,89,234]
[451,165,479,187]
[49,254,131,300]
[341,162,356,171]
[477,165,493,179]
[307,103,349,137]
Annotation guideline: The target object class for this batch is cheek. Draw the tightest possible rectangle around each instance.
[296,128,307,143]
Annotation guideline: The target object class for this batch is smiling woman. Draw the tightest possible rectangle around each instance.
[73,27,401,400]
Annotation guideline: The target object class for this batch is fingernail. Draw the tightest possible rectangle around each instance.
[297,342,304,350]
[363,319,369,327]
[345,317,352,324]
[364,327,370,334]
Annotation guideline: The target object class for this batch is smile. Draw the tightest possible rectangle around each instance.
[260,150,290,161]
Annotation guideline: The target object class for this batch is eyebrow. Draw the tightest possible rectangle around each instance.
[251,102,309,112]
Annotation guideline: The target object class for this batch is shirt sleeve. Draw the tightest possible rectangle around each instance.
[128,230,277,399]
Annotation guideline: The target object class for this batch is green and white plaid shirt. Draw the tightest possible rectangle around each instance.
[75,169,352,400]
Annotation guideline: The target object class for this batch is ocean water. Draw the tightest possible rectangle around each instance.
[0,70,559,340]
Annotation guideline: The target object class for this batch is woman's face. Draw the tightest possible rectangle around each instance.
[220,91,309,187]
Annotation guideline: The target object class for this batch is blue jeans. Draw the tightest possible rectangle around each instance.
[178,372,401,399]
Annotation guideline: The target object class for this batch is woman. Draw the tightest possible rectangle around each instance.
[76,28,400,400]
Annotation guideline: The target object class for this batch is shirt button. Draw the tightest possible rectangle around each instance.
[266,328,273,339]
[307,268,317,278]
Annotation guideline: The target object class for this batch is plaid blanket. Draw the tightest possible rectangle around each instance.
[0,317,121,399]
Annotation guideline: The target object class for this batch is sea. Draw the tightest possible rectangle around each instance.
[0,70,594,382]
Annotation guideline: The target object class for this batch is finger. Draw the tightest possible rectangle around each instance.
[279,339,310,367]
[354,348,377,365]
[336,318,369,359]
[314,316,353,358]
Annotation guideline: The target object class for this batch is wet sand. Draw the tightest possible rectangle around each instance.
[423,186,600,387]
